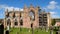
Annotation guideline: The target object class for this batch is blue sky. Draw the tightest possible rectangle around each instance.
[0,0,60,19]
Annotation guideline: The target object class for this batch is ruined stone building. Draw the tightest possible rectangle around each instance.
[39,11,51,27]
[4,5,51,28]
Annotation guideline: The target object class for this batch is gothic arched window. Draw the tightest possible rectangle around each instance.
[7,19,11,25]
[6,13,9,18]
[14,19,18,26]
[29,10,35,21]
[13,12,15,18]
[20,19,23,26]
[20,12,21,17]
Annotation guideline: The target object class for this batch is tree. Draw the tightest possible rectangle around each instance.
[51,19,56,26]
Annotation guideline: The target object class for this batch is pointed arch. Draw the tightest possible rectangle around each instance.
[7,18,11,25]
[14,18,18,26]
[29,10,35,21]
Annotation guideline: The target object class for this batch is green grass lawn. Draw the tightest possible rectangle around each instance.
[9,28,56,34]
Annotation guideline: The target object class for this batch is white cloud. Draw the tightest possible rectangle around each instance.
[46,1,60,10]
[50,11,57,15]
[51,15,60,18]
[42,1,60,18]
[5,7,23,11]
[20,8,23,11]
[0,4,8,8]
[49,11,60,18]
[49,1,57,5]
[0,4,23,12]
[0,14,3,16]
[0,4,8,10]
[5,7,14,12]
[14,7,20,11]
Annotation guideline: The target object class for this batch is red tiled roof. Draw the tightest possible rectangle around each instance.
[55,22,60,26]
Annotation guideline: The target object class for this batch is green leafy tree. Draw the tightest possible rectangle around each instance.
[51,19,56,26]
